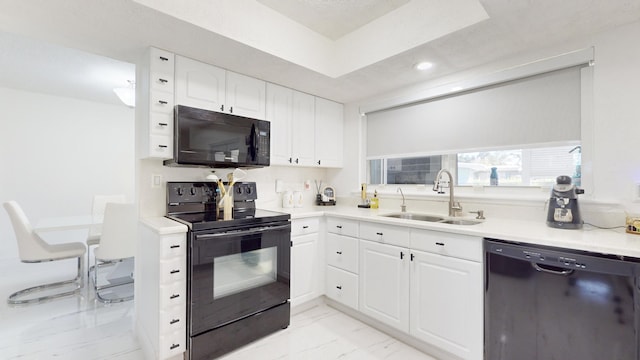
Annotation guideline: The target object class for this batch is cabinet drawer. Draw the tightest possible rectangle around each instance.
[150,71,174,94]
[159,257,185,284]
[159,305,186,335]
[326,233,358,273]
[159,234,186,259]
[325,266,358,310]
[158,327,186,360]
[326,217,358,237]
[291,218,319,236]
[150,48,175,78]
[410,229,482,262]
[148,135,173,159]
[359,222,409,248]
[159,281,185,308]
[150,91,174,114]
[149,112,173,136]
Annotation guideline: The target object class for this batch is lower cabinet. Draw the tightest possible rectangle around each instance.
[136,218,188,360]
[325,265,359,309]
[350,223,483,360]
[290,217,323,307]
[409,249,483,360]
[359,239,409,332]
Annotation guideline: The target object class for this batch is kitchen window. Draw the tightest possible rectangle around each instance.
[368,144,581,187]
[363,51,592,190]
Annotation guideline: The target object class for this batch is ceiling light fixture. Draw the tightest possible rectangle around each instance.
[113,80,136,108]
[414,61,433,71]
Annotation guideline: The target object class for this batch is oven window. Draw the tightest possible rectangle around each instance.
[213,246,277,299]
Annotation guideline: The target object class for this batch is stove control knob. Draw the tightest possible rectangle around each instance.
[177,188,184,196]
[236,187,243,194]
[190,187,197,195]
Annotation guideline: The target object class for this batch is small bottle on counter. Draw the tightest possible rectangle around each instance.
[370,190,379,209]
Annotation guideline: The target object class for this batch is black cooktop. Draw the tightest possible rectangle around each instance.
[165,181,289,231]
[167,208,290,231]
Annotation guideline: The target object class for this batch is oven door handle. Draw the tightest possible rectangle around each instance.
[195,224,291,240]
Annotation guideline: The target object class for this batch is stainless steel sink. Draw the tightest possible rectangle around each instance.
[381,213,444,222]
[380,213,481,225]
[438,219,481,225]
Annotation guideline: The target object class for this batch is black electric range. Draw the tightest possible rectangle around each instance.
[165,181,291,360]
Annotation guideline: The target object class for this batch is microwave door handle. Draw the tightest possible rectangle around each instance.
[195,224,291,240]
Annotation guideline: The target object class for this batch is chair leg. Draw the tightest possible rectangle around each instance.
[7,256,84,305]
[93,259,134,304]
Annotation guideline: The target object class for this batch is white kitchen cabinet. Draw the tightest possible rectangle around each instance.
[226,71,266,119]
[175,55,266,119]
[314,97,344,168]
[266,84,343,168]
[266,83,293,165]
[136,218,188,360]
[324,217,359,309]
[266,86,315,166]
[290,217,323,307]
[409,230,483,360]
[136,47,174,159]
[359,239,410,332]
[291,91,316,166]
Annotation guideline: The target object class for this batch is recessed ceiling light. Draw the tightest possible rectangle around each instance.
[414,61,433,71]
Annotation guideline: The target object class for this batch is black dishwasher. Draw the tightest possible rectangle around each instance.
[485,238,640,360]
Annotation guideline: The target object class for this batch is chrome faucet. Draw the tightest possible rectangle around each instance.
[433,169,462,217]
[397,187,406,212]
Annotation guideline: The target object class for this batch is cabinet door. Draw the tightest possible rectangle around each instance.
[410,250,483,360]
[314,97,343,168]
[226,71,266,120]
[359,239,409,332]
[266,83,293,165]
[291,233,319,307]
[175,55,225,111]
[291,90,315,166]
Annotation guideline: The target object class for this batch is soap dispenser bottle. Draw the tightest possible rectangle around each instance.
[370,190,379,209]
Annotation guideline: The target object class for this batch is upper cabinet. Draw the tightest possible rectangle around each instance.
[174,55,266,120]
[314,98,343,168]
[138,48,342,167]
[136,47,175,160]
[266,83,343,168]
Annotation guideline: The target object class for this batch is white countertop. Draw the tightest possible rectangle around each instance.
[273,205,640,258]
[139,216,188,235]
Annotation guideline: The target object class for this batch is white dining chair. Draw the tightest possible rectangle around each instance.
[91,202,136,303]
[86,194,126,277]
[3,201,86,305]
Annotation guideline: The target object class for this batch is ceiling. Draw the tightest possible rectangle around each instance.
[0,0,639,107]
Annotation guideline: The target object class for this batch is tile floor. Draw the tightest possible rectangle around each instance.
[0,259,436,360]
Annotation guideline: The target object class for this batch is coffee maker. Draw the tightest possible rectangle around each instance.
[546,175,584,229]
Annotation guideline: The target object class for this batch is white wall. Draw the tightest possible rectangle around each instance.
[335,20,640,218]
[0,87,135,260]
[137,158,328,218]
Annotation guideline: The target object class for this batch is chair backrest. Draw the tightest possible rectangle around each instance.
[3,201,52,262]
[96,202,137,261]
[91,195,126,223]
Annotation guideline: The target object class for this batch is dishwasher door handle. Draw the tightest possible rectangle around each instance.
[532,262,574,276]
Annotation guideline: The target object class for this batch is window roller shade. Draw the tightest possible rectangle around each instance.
[366,66,583,158]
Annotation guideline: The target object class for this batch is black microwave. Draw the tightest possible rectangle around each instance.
[164,105,270,168]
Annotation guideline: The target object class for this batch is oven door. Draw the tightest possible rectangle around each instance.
[189,222,290,336]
